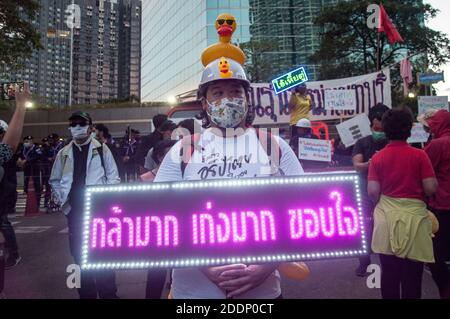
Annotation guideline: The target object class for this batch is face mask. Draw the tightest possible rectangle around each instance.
[70,125,89,140]
[23,142,32,148]
[206,97,248,129]
[91,132,98,140]
[372,131,386,142]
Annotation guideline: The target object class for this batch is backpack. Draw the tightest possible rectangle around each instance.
[179,128,282,178]
[97,145,106,180]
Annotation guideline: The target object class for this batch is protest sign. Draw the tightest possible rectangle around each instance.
[418,96,449,115]
[324,90,357,111]
[81,174,368,270]
[336,114,372,148]
[250,68,391,125]
[298,138,332,162]
[407,123,430,144]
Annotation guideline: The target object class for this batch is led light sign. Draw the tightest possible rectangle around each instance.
[81,173,367,270]
[271,67,308,95]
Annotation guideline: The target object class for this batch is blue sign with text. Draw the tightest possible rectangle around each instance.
[271,67,309,95]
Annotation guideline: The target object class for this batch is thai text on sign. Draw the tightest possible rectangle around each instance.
[81,173,368,270]
[271,67,308,95]
[298,138,332,162]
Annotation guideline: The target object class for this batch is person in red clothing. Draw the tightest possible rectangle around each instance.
[421,109,450,299]
[368,106,438,299]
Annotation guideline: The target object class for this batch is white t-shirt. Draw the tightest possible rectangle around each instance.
[154,127,304,299]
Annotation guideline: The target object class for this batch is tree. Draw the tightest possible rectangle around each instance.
[310,0,450,82]
[240,39,279,83]
[0,0,42,68]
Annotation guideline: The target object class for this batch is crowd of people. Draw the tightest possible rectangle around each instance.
[1,69,449,300]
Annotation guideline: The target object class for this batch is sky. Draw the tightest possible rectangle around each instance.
[425,0,450,101]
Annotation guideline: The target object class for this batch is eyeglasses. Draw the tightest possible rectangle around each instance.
[69,121,88,127]
[217,19,234,26]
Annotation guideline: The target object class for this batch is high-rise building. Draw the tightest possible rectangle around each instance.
[141,0,341,102]
[1,0,72,106]
[118,0,141,101]
[0,0,141,107]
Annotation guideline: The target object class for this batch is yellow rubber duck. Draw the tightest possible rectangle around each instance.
[201,13,246,67]
[218,57,233,78]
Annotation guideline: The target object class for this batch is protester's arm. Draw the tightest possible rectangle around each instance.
[352,154,370,173]
[276,136,304,175]
[368,181,381,204]
[49,150,64,204]
[102,144,120,184]
[423,178,438,197]
[153,141,183,182]
[420,151,438,197]
[288,93,297,112]
[367,155,381,203]
[217,264,280,298]
[3,82,30,152]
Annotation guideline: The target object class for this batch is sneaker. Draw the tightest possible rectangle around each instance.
[355,264,369,277]
[5,255,22,270]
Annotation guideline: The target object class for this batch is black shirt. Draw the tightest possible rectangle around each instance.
[136,131,163,167]
[69,143,90,209]
[352,135,388,213]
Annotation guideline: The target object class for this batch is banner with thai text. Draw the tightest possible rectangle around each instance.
[249,68,391,125]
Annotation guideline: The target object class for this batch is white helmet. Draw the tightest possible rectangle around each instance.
[198,57,250,98]
[0,120,8,133]
[296,118,311,128]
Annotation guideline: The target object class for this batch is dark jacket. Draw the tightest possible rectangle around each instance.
[135,131,163,167]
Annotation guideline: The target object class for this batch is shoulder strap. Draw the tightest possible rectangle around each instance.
[180,134,201,178]
[255,128,282,175]
[97,144,106,179]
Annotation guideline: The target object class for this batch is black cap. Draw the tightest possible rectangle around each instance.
[48,133,59,139]
[42,137,49,143]
[69,111,92,124]
[23,135,33,141]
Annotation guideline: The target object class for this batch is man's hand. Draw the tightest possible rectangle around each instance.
[15,81,31,110]
[218,264,278,298]
[201,264,247,285]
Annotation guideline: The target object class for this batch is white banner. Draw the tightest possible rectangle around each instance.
[249,68,391,125]
[336,114,372,148]
[418,96,449,115]
[298,138,332,162]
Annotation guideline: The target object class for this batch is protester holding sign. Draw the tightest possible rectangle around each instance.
[154,51,303,298]
[368,107,438,299]
[421,110,450,299]
[50,111,120,299]
[352,103,389,277]
[288,84,314,139]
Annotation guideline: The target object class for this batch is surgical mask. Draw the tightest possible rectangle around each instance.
[23,142,32,148]
[69,125,89,139]
[91,132,97,140]
[372,131,386,142]
[206,97,248,129]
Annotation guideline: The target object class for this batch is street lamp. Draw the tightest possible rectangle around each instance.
[167,96,177,105]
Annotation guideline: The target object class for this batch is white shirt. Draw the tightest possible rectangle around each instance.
[154,127,304,299]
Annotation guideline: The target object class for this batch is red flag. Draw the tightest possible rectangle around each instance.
[378,3,404,44]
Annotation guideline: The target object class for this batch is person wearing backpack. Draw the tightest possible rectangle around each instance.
[50,111,120,299]
[154,56,304,299]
